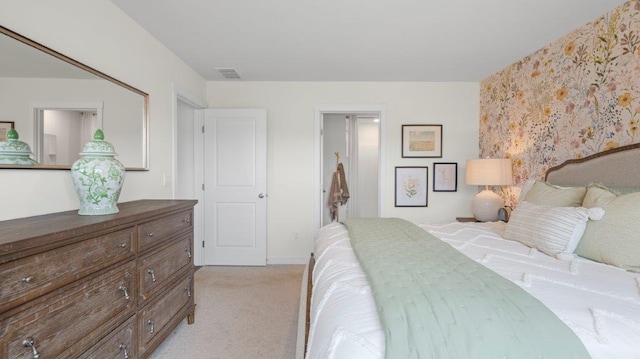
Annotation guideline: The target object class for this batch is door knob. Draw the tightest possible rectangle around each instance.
[258,193,266,198]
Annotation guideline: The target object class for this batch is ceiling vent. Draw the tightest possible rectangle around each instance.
[215,68,242,80]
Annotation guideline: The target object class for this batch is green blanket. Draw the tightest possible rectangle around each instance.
[343,218,590,359]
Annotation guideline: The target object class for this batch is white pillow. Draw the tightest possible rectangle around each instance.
[503,201,603,256]
[517,179,536,205]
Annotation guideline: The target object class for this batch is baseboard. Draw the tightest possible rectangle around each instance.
[267,256,308,265]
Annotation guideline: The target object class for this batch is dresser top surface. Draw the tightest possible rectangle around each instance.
[0,199,197,256]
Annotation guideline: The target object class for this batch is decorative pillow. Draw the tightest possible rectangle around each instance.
[575,185,640,272]
[516,179,536,205]
[503,201,603,257]
[607,187,640,195]
[523,181,586,207]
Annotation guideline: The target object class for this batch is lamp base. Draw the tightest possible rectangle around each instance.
[471,190,503,222]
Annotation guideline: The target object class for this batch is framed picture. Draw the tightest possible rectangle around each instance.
[395,166,428,207]
[401,124,442,158]
[0,121,15,142]
[433,162,458,192]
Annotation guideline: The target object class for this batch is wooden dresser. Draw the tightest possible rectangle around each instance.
[0,199,197,359]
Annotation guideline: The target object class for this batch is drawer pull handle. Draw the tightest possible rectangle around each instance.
[147,319,155,334]
[185,286,191,298]
[147,232,154,237]
[184,218,191,224]
[147,269,156,282]
[119,344,130,359]
[23,337,40,359]
[118,243,127,248]
[119,285,131,300]
[21,276,34,283]
[185,247,192,258]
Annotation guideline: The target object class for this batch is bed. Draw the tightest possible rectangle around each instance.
[296,143,640,359]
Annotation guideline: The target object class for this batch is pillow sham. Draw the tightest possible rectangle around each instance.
[516,179,536,205]
[606,187,640,195]
[575,185,640,272]
[503,201,602,257]
[523,181,586,207]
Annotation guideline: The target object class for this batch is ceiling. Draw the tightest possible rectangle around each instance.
[110,0,627,82]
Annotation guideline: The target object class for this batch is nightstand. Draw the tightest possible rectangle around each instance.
[456,217,478,222]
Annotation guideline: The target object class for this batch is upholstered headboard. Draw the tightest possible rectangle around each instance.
[545,143,640,188]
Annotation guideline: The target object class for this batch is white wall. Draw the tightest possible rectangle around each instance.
[207,81,480,262]
[357,119,379,218]
[0,0,206,220]
[43,110,83,165]
[0,2,480,264]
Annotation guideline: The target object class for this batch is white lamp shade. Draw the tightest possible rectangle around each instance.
[466,158,512,221]
[465,158,513,186]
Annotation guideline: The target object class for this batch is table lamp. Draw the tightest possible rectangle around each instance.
[465,158,512,222]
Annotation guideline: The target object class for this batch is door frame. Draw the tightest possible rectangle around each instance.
[313,105,386,237]
[173,83,207,266]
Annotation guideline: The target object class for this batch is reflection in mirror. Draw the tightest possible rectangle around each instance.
[37,108,99,165]
[31,101,103,166]
[0,26,149,170]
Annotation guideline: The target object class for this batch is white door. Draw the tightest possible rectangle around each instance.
[203,109,267,266]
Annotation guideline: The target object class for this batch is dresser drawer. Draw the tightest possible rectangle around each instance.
[138,234,192,303]
[0,227,135,313]
[0,261,136,359]
[138,273,193,356]
[137,209,193,251]
[78,316,136,359]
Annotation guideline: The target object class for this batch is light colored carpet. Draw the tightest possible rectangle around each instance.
[149,265,305,359]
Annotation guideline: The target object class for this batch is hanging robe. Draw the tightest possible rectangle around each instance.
[328,171,342,221]
[337,163,350,205]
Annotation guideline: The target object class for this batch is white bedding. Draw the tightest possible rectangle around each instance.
[305,221,640,359]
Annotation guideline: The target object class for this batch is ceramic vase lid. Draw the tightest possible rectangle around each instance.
[80,129,118,156]
[0,128,38,165]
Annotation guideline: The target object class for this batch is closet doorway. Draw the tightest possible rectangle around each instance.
[174,88,207,266]
[320,111,381,227]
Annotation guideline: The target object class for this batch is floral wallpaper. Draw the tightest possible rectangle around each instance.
[479,0,640,206]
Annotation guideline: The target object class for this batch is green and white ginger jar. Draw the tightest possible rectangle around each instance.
[0,128,38,165]
[71,129,125,215]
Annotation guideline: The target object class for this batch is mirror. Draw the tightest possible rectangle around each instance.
[0,26,149,170]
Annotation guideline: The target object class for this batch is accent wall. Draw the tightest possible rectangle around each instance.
[479,0,640,205]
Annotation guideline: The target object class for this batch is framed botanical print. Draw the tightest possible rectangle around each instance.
[401,124,442,158]
[395,166,428,207]
[433,162,457,192]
